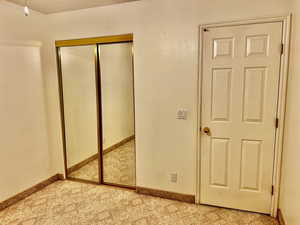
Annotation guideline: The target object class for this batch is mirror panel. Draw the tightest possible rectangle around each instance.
[60,45,100,183]
[99,42,136,187]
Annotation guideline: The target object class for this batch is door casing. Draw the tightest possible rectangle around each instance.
[196,15,291,217]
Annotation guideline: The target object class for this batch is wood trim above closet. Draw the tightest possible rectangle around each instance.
[55,33,133,47]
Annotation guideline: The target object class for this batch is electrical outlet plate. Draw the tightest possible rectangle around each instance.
[177,109,187,120]
[170,173,178,183]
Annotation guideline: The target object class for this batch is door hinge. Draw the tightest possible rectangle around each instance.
[271,185,275,195]
[275,118,279,129]
[281,43,284,55]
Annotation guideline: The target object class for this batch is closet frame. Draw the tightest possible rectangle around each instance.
[55,34,136,189]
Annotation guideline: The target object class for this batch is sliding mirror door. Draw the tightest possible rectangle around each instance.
[99,42,136,187]
[59,45,100,183]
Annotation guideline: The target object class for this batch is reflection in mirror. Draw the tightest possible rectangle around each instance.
[60,45,100,183]
[99,42,136,187]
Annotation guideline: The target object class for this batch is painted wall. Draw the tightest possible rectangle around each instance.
[0,2,54,202]
[60,46,99,167]
[42,0,290,195]
[100,43,135,149]
[279,0,300,224]
[0,43,49,202]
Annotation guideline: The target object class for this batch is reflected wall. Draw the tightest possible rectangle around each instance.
[60,45,100,183]
[100,42,136,187]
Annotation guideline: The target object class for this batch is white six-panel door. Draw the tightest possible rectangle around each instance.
[200,22,283,213]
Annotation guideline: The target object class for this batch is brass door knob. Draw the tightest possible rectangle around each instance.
[203,127,211,136]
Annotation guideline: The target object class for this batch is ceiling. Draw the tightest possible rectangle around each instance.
[6,0,139,14]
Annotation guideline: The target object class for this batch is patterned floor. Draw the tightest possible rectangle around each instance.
[0,181,278,225]
[69,140,136,186]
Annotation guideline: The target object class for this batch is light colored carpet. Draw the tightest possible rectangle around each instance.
[0,181,278,225]
[68,140,136,186]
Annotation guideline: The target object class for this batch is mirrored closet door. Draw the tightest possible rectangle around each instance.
[58,45,100,183]
[56,34,135,188]
[99,42,136,187]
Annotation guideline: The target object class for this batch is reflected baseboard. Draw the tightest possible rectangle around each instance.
[67,135,135,178]
[67,154,98,174]
[103,135,135,155]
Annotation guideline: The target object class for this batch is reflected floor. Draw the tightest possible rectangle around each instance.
[68,156,99,182]
[69,140,136,186]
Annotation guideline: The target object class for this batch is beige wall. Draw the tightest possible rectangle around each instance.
[100,43,135,149]
[0,43,50,202]
[0,2,54,202]
[279,0,300,224]
[42,0,290,195]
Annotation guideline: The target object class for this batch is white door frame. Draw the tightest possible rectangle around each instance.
[196,15,291,217]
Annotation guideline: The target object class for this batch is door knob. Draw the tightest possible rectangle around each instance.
[203,127,211,136]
